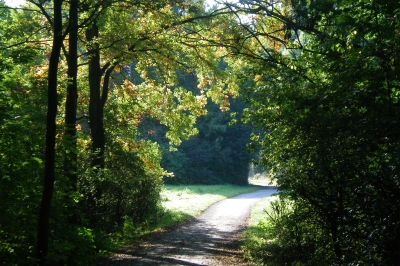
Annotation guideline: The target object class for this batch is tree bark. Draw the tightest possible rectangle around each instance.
[64,0,78,190]
[85,22,107,223]
[86,23,105,169]
[36,0,63,264]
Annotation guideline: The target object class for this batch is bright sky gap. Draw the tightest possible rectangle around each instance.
[4,0,25,7]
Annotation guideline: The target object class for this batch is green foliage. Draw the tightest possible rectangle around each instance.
[243,196,326,266]
[0,0,265,264]
[45,225,113,266]
[0,21,46,263]
[131,68,253,186]
[226,0,400,264]
[162,98,253,185]
[2,0,225,263]
[79,155,161,230]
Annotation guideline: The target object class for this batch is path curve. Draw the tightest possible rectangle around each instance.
[107,187,277,266]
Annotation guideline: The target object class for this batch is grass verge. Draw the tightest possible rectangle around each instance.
[241,194,279,265]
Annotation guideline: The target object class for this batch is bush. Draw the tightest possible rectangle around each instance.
[78,141,163,232]
[243,196,332,266]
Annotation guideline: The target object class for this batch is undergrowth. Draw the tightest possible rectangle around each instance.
[241,196,325,266]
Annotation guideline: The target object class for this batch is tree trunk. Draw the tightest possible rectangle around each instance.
[64,0,78,190]
[329,215,343,264]
[85,22,107,224]
[86,23,105,169]
[36,0,63,264]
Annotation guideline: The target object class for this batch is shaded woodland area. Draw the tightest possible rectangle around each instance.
[1,0,400,265]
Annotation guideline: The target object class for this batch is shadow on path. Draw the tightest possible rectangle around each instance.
[102,187,277,266]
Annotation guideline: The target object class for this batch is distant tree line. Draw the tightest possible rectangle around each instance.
[138,71,253,186]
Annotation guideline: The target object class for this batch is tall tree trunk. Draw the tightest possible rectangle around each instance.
[85,22,106,224]
[64,0,78,190]
[86,23,105,169]
[63,0,79,227]
[36,0,63,264]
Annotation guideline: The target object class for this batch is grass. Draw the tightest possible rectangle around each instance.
[247,195,279,227]
[157,184,263,229]
[240,194,279,265]
[116,184,266,247]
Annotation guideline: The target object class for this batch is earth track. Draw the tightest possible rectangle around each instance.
[105,187,277,266]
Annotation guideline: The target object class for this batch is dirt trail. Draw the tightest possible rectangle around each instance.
[106,187,277,266]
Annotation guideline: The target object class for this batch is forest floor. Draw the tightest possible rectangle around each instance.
[101,187,277,266]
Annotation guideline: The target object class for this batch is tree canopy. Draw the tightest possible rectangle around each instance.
[219,0,400,264]
[1,0,400,265]
[0,0,245,264]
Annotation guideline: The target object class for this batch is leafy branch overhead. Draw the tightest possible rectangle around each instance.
[2,0,399,265]
[216,0,400,265]
[0,0,250,264]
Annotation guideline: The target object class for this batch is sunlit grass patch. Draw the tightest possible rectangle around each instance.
[247,195,279,227]
[241,195,279,265]
[158,184,261,228]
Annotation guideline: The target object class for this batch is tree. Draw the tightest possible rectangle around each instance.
[0,3,47,264]
[72,0,242,222]
[161,97,253,185]
[35,0,64,263]
[1,0,244,263]
[218,0,400,264]
[64,0,78,192]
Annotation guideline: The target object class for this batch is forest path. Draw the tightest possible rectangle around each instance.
[106,187,277,266]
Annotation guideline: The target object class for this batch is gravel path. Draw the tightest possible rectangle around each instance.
[106,187,277,266]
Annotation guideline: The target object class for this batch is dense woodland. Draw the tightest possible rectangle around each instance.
[0,0,399,265]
